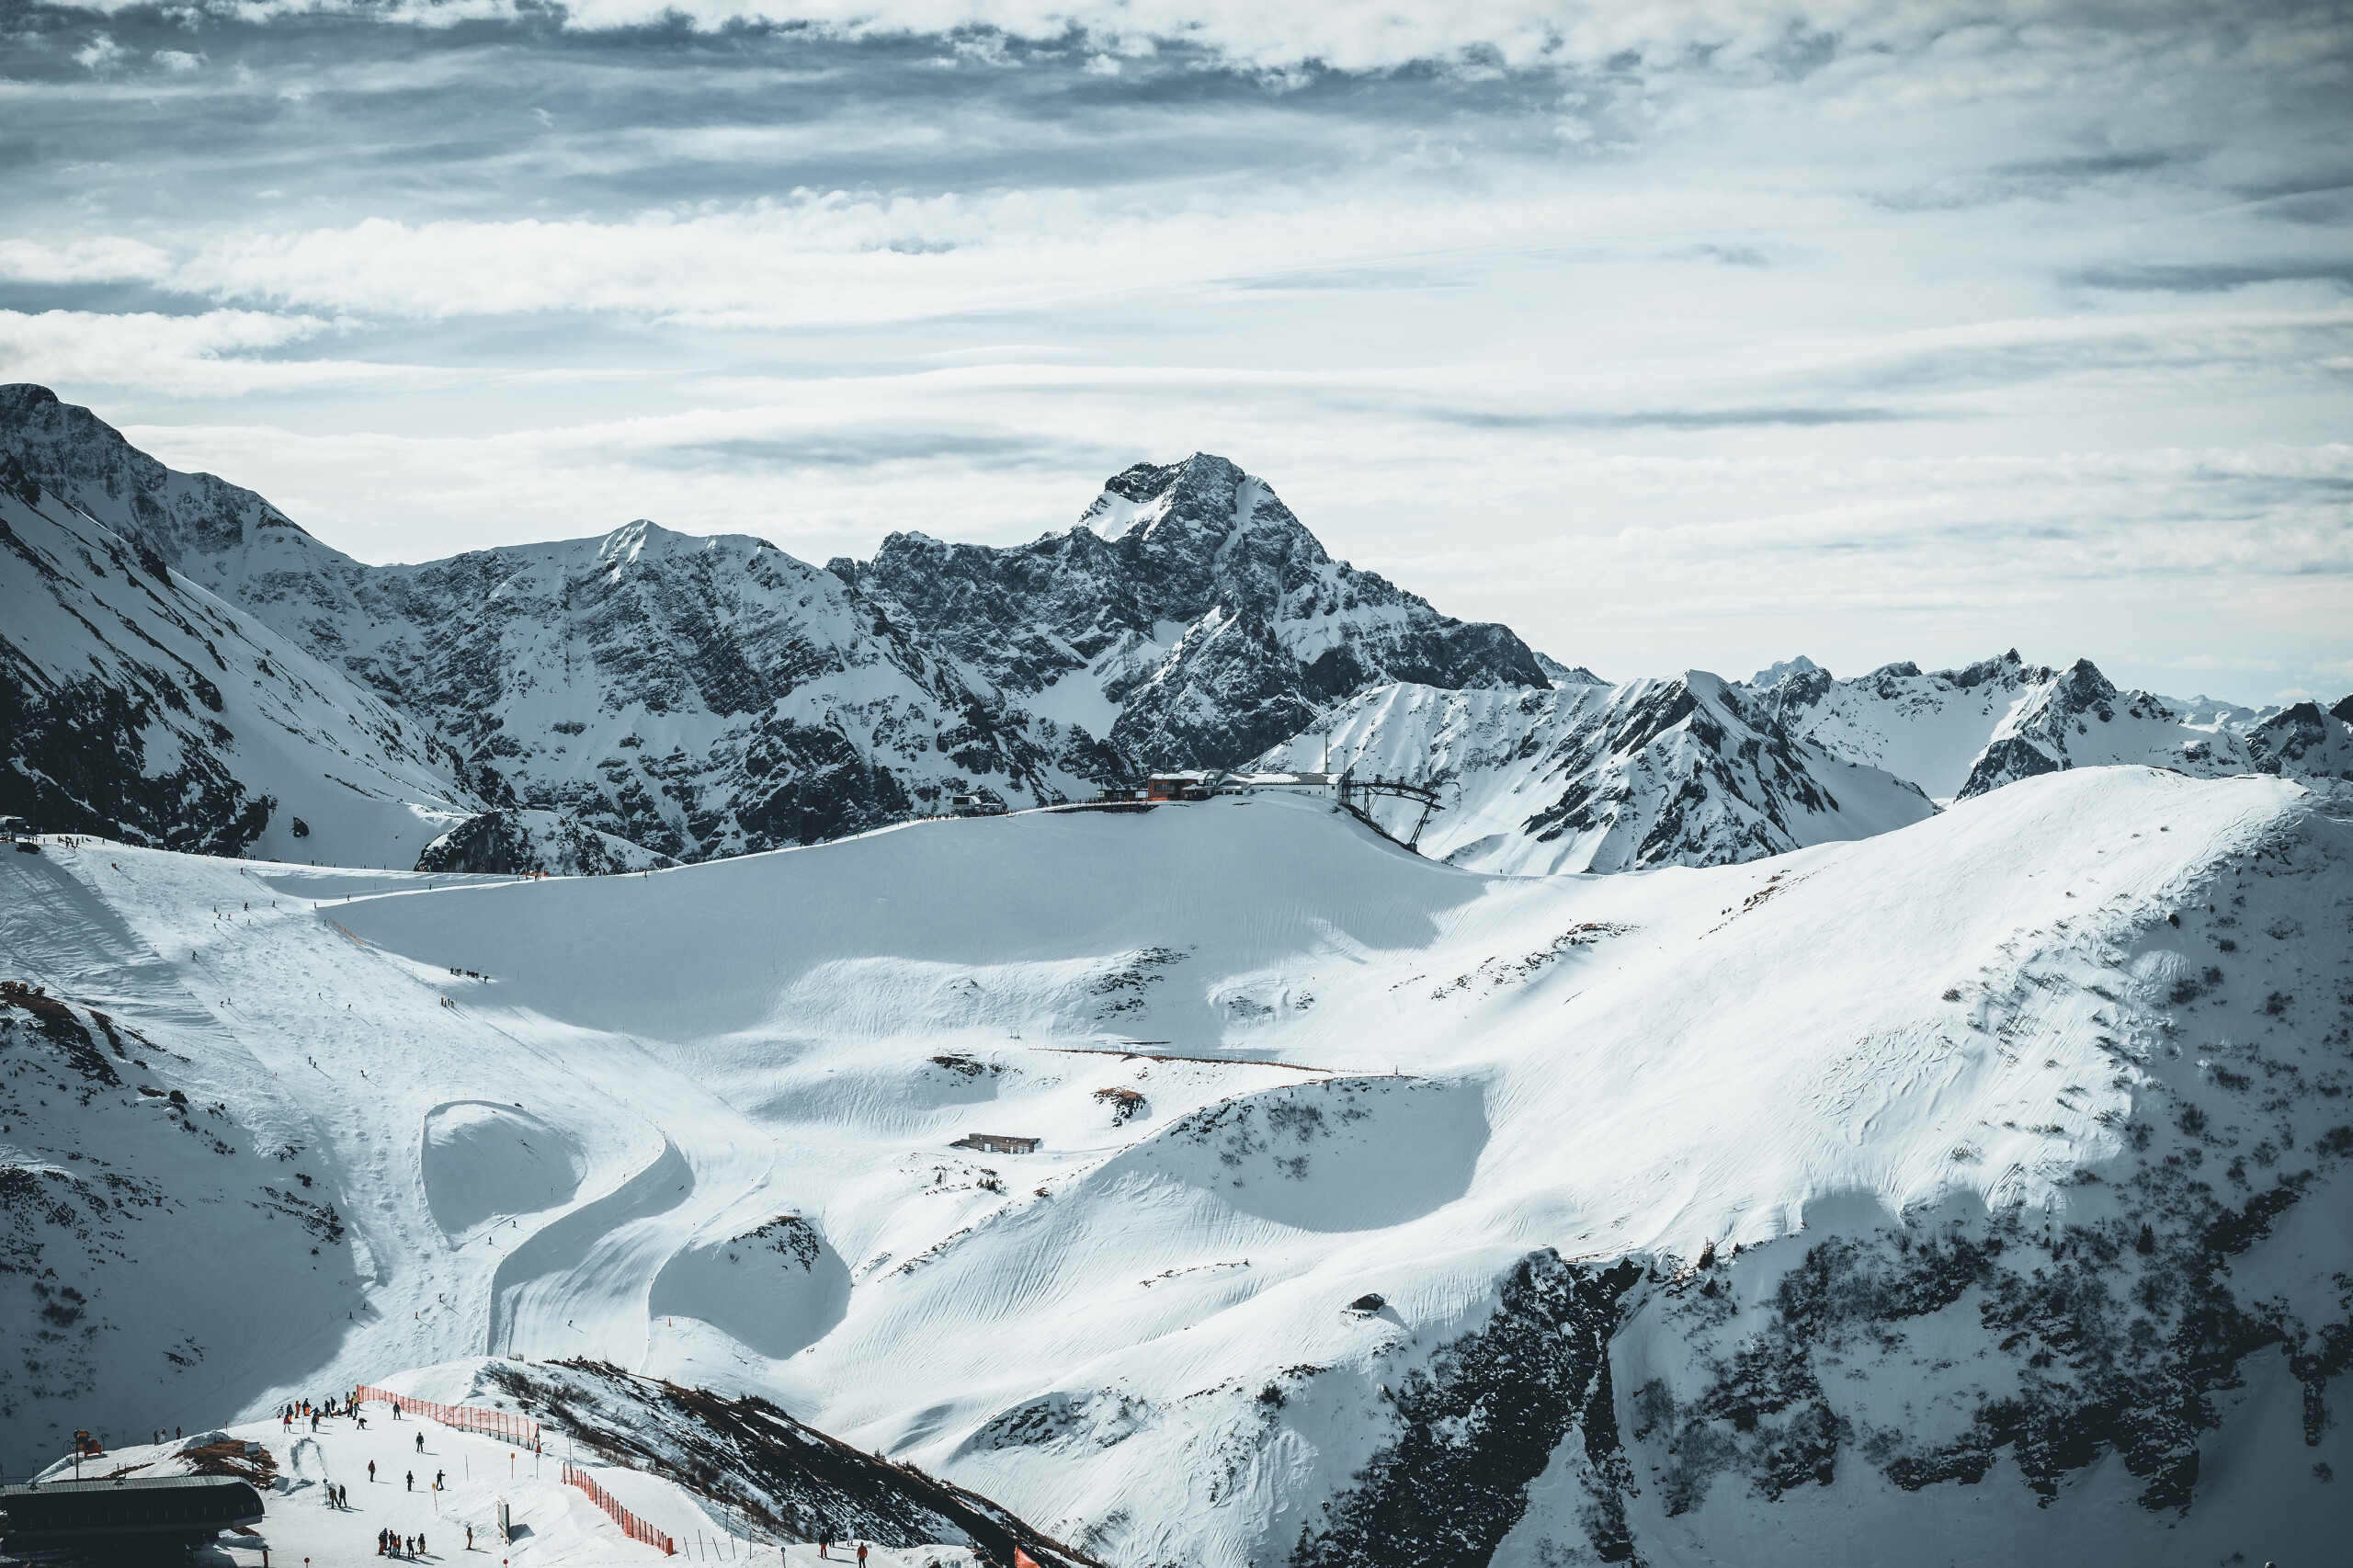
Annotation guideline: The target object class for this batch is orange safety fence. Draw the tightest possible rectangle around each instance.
[563,1460,676,1555]
[354,1385,542,1451]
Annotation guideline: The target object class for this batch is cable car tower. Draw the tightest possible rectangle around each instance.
[1336,770,1444,851]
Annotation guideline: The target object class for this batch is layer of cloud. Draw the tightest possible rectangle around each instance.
[2,0,2344,707]
[40,0,2347,78]
[0,309,436,396]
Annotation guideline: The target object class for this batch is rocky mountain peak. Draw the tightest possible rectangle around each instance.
[1747,653,1822,688]
[0,381,312,568]
[1081,451,1255,539]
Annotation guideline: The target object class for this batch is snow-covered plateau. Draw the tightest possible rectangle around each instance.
[3,767,2348,1566]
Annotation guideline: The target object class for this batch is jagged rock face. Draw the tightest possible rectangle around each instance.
[1745,650,2062,800]
[1956,658,2251,800]
[1749,650,2288,804]
[1256,674,1937,875]
[307,523,1060,860]
[0,385,310,579]
[840,454,1548,776]
[2245,701,2353,797]
[1292,1253,1644,1568]
[1534,653,1608,688]
[0,387,1071,860]
[0,464,483,865]
[414,809,674,877]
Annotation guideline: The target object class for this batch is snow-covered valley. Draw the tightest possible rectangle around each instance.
[4,769,2348,1565]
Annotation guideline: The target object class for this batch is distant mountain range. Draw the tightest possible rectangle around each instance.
[4,383,2347,875]
[1,388,1542,869]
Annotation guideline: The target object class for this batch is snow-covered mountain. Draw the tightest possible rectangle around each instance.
[1,390,1543,862]
[1746,653,1821,688]
[1743,650,2303,801]
[2,453,474,864]
[2237,698,2353,799]
[832,453,1547,776]
[1953,658,2256,799]
[0,452,670,875]
[1534,652,1608,688]
[1255,673,1937,875]
[3,768,2346,1565]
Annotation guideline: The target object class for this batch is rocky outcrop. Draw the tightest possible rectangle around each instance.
[414,809,675,877]
[2245,700,2353,795]
[3,393,1558,864]
[1956,659,2250,799]
[0,473,479,866]
[838,454,1549,778]
[1292,1253,1644,1568]
[1256,674,1937,875]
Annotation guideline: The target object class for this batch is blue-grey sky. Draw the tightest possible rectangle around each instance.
[3,0,2348,703]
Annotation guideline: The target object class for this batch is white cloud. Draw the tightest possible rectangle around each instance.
[7,0,2344,710]
[74,32,129,71]
[152,48,207,70]
[142,0,2351,77]
[0,235,176,284]
[0,309,436,398]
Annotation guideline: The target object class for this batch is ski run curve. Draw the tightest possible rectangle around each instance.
[2,770,2348,1568]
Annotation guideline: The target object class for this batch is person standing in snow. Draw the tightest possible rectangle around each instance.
[858,1544,869,1568]
[406,1470,414,1491]
[369,1460,377,1483]
[415,1432,426,1452]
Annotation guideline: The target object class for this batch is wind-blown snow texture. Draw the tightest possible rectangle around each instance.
[3,771,2347,1566]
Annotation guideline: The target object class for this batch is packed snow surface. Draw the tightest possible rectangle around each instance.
[31,1402,945,1568]
[3,772,2348,1567]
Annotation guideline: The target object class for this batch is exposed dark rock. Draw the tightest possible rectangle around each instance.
[1291,1252,1643,1568]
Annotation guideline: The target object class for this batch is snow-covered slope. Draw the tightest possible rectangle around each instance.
[1744,651,2063,801]
[1746,651,2302,803]
[1,392,1550,863]
[1955,658,2254,799]
[8,768,2341,1564]
[1,458,483,867]
[1255,674,1936,875]
[2237,699,2353,801]
[32,1399,1072,1568]
[833,453,1548,777]
[0,458,671,876]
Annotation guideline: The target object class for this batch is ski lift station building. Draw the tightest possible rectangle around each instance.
[953,1133,1042,1154]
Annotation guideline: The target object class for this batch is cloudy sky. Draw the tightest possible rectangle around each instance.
[3,0,2348,702]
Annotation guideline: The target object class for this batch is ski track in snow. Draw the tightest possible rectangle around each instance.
[2,774,2348,1567]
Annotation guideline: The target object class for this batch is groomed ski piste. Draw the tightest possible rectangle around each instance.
[29,1399,894,1568]
[4,769,2349,1566]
